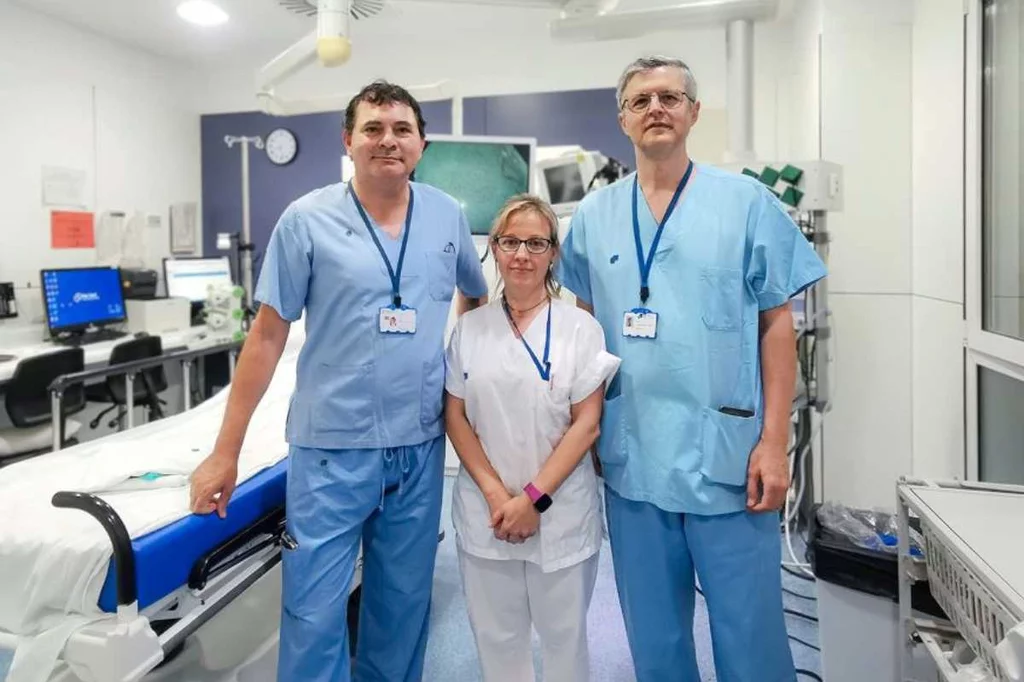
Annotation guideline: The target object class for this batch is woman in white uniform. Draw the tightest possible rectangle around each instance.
[444,195,620,682]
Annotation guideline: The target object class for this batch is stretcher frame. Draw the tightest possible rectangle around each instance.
[897,477,1024,682]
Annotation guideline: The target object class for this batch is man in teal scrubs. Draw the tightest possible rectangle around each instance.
[189,80,488,681]
[557,56,827,682]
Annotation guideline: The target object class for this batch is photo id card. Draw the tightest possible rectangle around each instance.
[380,306,417,334]
[622,308,658,339]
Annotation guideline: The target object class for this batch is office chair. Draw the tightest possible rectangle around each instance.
[86,335,168,431]
[0,347,86,466]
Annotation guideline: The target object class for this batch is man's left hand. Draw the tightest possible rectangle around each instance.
[746,440,789,512]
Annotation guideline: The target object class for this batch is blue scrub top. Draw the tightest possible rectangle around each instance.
[255,181,488,451]
[556,164,827,516]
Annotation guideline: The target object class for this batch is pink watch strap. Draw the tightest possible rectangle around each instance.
[524,482,545,503]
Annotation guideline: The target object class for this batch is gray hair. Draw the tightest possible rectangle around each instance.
[615,56,698,107]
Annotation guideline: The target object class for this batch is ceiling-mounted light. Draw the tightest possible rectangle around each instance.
[177,0,229,27]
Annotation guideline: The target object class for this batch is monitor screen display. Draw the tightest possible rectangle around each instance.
[164,257,233,302]
[413,136,534,235]
[41,267,126,332]
[543,162,587,204]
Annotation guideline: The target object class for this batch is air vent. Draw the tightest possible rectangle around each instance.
[277,0,386,20]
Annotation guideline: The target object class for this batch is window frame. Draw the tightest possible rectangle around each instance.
[965,0,1024,480]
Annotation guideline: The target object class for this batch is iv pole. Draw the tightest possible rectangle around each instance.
[224,135,264,316]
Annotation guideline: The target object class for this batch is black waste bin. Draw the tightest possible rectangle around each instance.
[806,503,946,682]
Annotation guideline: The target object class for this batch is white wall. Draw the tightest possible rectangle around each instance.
[0,1,201,330]
[791,0,967,510]
[911,0,966,482]
[810,0,915,510]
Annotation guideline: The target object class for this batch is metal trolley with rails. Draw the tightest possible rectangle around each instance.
[897,478,1024,681]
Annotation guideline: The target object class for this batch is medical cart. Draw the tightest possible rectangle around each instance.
[897,478,1024,681]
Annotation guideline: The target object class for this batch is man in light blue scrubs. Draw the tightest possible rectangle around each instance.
[189,80,488,681]
[556,56,828,682]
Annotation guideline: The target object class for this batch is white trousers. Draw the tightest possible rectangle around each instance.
[458,549,600,682]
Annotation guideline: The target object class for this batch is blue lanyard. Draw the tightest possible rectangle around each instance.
[503,297,552,382]
[350,185,414,308]
[631,160,693,304]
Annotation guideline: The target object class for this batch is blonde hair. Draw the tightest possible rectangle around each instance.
[489,194,562,299]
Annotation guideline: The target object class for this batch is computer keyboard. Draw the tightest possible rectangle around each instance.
[55,328,129,347]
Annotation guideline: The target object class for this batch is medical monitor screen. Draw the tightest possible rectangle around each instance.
[413,137,533,235]
[41,267,126,333]
[543,163,587,204]
[164,257,233,302]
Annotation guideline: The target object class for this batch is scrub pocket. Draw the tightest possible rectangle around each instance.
[700,266,746,405]
[313,362,375,435]
[425,250,456,302]
[699,407,760,487]
[700,266,744,332]
[596,393,629,467]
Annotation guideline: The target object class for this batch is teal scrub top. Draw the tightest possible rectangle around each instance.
[255,181,488,451]
[555,164,827,515]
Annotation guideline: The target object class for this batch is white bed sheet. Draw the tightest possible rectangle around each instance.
[0,325,304,645]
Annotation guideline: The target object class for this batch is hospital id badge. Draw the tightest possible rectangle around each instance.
[623,308,658,339]
[380,306,417,334]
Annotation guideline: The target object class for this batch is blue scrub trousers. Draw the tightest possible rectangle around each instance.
[605,485,796,682]
[278,436,445,682]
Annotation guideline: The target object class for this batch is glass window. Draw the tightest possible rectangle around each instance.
[978,366,1024,484]
[982,0,1024,341]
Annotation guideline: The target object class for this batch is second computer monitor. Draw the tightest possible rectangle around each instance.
[41,266,126,335]
[163,257,233,303]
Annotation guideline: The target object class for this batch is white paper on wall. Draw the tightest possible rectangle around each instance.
[41,166,87,208]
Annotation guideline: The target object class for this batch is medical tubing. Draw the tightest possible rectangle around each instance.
[52,491,137,606]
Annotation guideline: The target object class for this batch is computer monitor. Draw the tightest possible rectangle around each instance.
[162,257,233,303]
[412,135,536,235]
[41,266,126,335]
[535,153,600,217]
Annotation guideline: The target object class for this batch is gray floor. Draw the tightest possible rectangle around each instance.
[0,475,821,681]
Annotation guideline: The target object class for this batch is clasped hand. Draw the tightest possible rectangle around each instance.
[486,489,539,544]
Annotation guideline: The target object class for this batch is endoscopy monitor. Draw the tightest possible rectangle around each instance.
[412,135,536,235]
[41,266,126,334]
[163,256,233,303]
[536,153,600,216]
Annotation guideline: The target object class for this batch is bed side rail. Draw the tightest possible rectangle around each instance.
[51,491,137,607]
[188,506,285,591]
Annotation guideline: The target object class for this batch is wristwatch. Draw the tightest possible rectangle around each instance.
[524,482,552,513]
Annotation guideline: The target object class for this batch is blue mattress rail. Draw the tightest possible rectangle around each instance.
[51,459,288,613]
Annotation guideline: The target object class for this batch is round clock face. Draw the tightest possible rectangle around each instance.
[266,128,298,166]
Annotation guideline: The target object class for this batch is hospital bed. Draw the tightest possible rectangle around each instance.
[0,324,310,682]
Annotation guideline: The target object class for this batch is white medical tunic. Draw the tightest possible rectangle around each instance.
[445,297,621,573]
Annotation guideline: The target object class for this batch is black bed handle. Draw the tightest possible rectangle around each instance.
[188,506,285,591]
[52,491,137,607]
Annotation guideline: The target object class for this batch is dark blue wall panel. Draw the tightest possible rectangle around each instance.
[200,111,343,259]
[199,92,630,263]
[469,88,635,171]
[199,101,453,259]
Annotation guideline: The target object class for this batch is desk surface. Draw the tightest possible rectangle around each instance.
[0,328,233,384]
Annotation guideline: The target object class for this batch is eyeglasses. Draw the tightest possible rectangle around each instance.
[494,236,553,254]
[620,90,693,114]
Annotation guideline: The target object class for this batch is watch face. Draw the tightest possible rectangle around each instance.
[266,128,298,166]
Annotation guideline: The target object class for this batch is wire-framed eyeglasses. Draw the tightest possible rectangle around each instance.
[621,90,694,114]
[494,236,553,254]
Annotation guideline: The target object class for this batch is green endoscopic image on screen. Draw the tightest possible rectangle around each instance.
[413,136,535,235]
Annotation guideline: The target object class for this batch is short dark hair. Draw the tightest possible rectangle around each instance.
[344,80,426,138]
